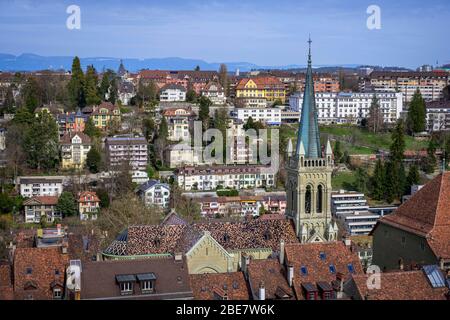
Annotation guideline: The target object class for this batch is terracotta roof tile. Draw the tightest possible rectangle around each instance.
[23,196,59,206]
[190,272,250,300]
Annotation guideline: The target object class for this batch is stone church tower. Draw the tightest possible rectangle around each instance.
[285,38,338,243]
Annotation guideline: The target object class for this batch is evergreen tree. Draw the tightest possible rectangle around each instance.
[198,96,212,130]
[84,65,101,106]
[56,192,77,216]
[423,136,438,174]
[406,164,420,194]
[186,89,197,103]
[83,117,101,138]
[86,147,102,173]
[398,162,407,198]
[98,71,111,100]
[158,116,168,140]
[371,159,385,200]
[390,119,406,164]
[23,112,59,170]
[67,57,86,109]
[384,161,399,203]
[108,76,118,105]
[12,107,34,126]
[406,89,426,134]
[333,140,343,163]
[354,167,369,193]
[194,65,200,71]
[2,85,15,113]
[22,77,43,112]
[367,95,383,133]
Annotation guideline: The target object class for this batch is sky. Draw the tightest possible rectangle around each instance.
[0,0,449,68]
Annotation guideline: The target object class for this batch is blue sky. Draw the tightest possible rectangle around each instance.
[0,0,449,68]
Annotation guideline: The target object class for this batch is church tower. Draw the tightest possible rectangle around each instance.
[285,38,338,243]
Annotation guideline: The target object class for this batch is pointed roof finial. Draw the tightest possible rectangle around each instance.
[308,35,312,64]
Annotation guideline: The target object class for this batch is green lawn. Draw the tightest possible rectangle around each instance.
[331,171,357,191]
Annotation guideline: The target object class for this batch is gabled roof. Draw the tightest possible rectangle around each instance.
[236,76,284,90]
[347,270,448,300]
[375,172,450,259]
[77,191,100,202]
[137,180,169,193]
[190,272,250,300]
[60,132,91,145]
[160,83,186,92]
[23,196,59,206]
[284,241,363,299]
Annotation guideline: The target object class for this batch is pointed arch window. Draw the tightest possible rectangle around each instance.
[305,185,312,214]
[317,185,323,213]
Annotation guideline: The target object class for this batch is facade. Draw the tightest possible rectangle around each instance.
[23,196,61,223]
[235,97,268,108]
[226,119,255,164]
[285,41,338,243]
[371,172,450,272]
[234,108,282,125]
[77,191,100,221]
[262,195,287,215]
[136,180,171,209]
[164,143,203,168]
[331,191,369,216]
[60,132,92,169]
[236,77,286,103]
[130,170,149,185]
[426,100,450,132]
[19,176,64,198]
[162,108,195,142]
[364,71,450,103]
[57,110,88,136]
[289,91,403,125]
[196,196,264,217]
[90,102,121,130]
[118,81,135,105]
[159,84,187,102]
[175,165,276,191]
[105,136,148,171]
[201,82,226,105]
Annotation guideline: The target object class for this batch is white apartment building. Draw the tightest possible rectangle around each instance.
[164,143,203,168]
[105,136,148,171]
[175,165,276,191]
[159,84,186,102]
[289,91,403,125]
[162,108,194,142]
[234,108,281,125]
[226,119,255,164]
[19,176,64,198]
[136,180,171,209]
[426,100,450,132]
[201,82,226,105]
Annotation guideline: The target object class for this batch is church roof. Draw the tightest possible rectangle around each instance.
[375,172,450,259]
[295,38,321,158]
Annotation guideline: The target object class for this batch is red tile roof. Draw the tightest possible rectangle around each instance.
[13,247,69,300]
[376,172,450,259]
[190,272,250,300]
[284,242,363,299]
[0,262,14,300]
[247,258,295,300]
[236,76,284,90]
[23,196,59,206]
[60,132,91,145]
[77,191,100,203]
[347,270,448,300]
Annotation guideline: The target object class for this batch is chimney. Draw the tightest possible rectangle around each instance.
[279,239,285,265]
[174,252,183,262]
[287,265,294,287]
[344,236,351,247]
[241,253,250,275]
[399,258,404,271]
[258,281,265,300]
[57,224,62,236]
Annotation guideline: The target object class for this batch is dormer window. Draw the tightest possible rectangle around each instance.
[26,267,32,275]
[300,266,308,276]
[136,273,156,294]
[116,274,136,295]
[53,288,62,299]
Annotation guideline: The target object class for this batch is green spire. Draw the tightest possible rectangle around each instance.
[296,36,321,158]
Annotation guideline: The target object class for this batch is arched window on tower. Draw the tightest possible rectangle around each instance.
[317,185,323,213]
[305,185,312,214]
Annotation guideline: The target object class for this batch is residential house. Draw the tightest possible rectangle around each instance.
[136,180,171,209]
[201,81,226,105]
[18,176,63,198]
[236,77,286,103]
[262,195,287,215]
[426,100,450,132]
[90,102,121,130]
[57,109,88,136]
[105,135,148,171]
[162,108,195,142]
[159,84,186,102]
[164,143,203,168]
[23,196,61,224]
[371,172,450,272]
[77,191,100,221]
[60,132,92,169]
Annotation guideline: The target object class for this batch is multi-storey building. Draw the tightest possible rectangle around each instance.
[18,176,64,198]
[159,84,186,102]
[234,97,268,108]
[164,143,203,168]
[175,165,276,191]
[201,81,226,105]
[57,109,88,136]
[105,136,148,171]
[262,195,287,215]
[60,132,91,169]
[331,191,369,216]
[90,102,121,130]
[77,191,100,221]
[136,180,170,209]
[23,196,61,223]
[426,100,450,132]
[226,119,255,164]
[234,108,281,126]
[289,91,403,125]
[236,77,286,103]
[363,71,450,103]
[162,108,195,142]
[196,195,263,217]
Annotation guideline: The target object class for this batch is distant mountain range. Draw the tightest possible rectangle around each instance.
[0,53,364,73]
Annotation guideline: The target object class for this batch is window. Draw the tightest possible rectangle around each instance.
[347,263,355,274]
[317,185,323,213]
[300,266,308,276]
[120,282,133,295]
[329,265,336,274]
[26,267,32,275]
[141,281,154,293]
[305,185,312,214]
[53,288,62,299]
[319,252,326,260]
[401,236,406,244]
